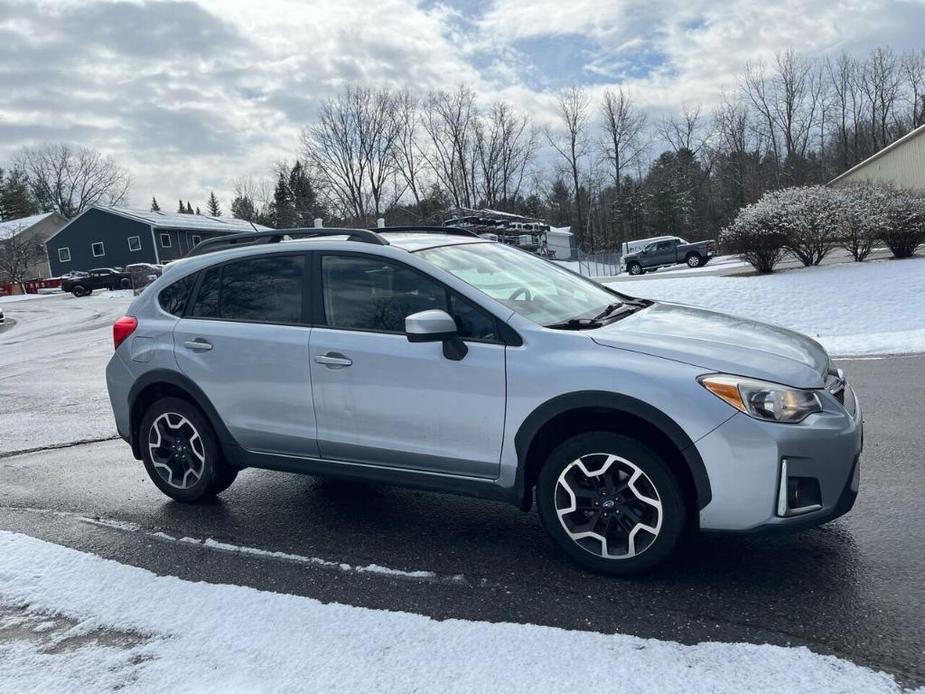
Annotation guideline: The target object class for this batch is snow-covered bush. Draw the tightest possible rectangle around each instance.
[773,186,842,266]
[836,184,892,262]
[881,191,925,259]
[720,201,788,273]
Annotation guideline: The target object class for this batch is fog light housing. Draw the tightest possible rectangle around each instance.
[777,460,823,517]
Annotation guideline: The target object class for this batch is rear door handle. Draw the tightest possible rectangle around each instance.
[183,339,213,352]
[314,352,352,368]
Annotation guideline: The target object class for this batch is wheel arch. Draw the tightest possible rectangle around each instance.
[513,391,711,516]
[128,369,239,462]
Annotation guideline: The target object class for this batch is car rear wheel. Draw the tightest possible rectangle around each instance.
[686,253,702,268]
[71,284,88,297]
[536,432,686,575]
[627,262,642,276]
[140,397,237,502]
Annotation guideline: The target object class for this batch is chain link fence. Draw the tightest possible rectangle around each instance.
[576,249,622,278]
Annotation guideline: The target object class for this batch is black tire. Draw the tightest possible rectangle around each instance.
[139,396,237,502]
[627,262,642,276]
[71,284,88,297]
[685,253,702,268]
[535,432,687,576]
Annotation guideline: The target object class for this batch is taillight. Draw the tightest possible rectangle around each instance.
[113,316,138,350]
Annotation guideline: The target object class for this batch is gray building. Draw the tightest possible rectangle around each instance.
[830,122,925,191]
[0,211,68,280]
[45,206,271,277]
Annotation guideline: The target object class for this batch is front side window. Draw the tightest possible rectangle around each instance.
[91,241,105,257]
[418,242,622,327]
[160,233,172,248]
[128,236,142,252]
[321,254,498,340]
[189,255,304,324]
[58,247,71,263]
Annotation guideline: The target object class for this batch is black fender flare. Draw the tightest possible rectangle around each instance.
[127,368,240,460]
[513,390,712,510]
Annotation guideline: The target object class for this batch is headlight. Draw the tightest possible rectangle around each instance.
[698,374,822,423]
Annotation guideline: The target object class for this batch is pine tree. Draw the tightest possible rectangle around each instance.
[207,191,221,217]
[178,199,185,214]
[186,201,193,214]
[0,169,39,220]
[151,197,161,212]
[195,206,201,215]
[230,195,256,221]
[271,171,295,229]
[289,161,322,225]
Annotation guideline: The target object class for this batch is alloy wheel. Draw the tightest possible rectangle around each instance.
[147,412,206,489]
[554,453,662,559]
[687,255,699,267]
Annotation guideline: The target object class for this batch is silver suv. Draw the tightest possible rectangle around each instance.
[106,227,862,575]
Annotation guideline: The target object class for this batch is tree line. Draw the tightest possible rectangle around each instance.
[2,46,923,253]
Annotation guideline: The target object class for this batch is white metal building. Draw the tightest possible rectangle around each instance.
[829,123,925,191]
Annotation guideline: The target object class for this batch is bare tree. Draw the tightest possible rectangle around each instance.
[301,86,401,223]
[858,47,902,151]
[392,90,427,209]
[475,101,536,209]
[546,86,592,247]
[901,49,925,128]
[827,53,860,170]
[420,86,479,208]
[14,144,131,218]
[0,228,44,286]
[600,87,647,244]
[659,104,708,155]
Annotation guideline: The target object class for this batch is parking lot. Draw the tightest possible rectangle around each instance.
[1,292,923,686]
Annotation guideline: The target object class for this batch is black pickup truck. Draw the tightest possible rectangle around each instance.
[623,237,716,275]
[60,268,133,297]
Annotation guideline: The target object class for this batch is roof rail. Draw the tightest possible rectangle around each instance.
[185,227,388,258]
[374,225,481,238]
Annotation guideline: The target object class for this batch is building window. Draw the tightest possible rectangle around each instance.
[128,236,142,252]
[91,242,105,257]
[160,233,172,248]
[191,234,201,246]
[58,247,71,263]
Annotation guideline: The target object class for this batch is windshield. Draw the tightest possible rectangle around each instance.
[418,242,624,327]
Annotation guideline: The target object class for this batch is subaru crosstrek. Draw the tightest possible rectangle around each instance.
[106,227,862,575]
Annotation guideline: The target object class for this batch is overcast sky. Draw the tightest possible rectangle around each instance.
[2,0,924,211]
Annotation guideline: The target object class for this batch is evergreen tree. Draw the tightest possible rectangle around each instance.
[178,199,185,214]
[207,191,221,217]
[288,161,322,225]
[151,197,161,212]
[0,169,39,220]
[186,201,193,214]
[195,206,201,215]
[230,195,256,221]
[271,171,295,229]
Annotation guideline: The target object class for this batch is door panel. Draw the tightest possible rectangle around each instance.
[173,319,317,457]
[309,328,506,477]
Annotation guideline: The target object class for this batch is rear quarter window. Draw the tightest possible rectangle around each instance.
[158,273,197,316]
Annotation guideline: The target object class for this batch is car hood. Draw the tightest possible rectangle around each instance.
[590,302,830,389]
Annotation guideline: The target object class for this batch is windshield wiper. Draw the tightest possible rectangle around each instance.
[544,317,603,330]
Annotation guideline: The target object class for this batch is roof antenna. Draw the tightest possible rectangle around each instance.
[248,220,260,233]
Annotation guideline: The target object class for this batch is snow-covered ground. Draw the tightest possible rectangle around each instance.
[0,531,915,694]
[607,257,925,356]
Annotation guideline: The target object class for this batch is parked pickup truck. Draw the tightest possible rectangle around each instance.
[623,237,716,275]
[61,267,133,297]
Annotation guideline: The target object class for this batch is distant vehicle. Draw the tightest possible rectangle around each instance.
[623,237,716,275]
[61,267,133,297]
[126,263,163,295]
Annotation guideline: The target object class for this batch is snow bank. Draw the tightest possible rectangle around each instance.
[607,257,925,356]
[0,531,913,693]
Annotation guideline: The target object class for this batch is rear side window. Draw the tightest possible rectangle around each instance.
[188,255,305,324]
[158,274,197,316]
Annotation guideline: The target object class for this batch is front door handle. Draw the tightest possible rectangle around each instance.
[314,352,352,368]
[183,339,213,352]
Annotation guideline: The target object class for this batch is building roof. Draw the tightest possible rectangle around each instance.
[0,212,56,241]
[829,122,925,186]
[101,206,273,233]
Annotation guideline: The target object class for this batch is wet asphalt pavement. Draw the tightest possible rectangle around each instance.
[1,354,923,685]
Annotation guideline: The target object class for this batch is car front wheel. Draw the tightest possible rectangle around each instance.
[71,285,88,297]
[627,262,642,276]
[536,432,686,576]
[140,397,237,502]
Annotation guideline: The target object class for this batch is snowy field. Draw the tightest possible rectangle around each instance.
[607,256,925,356]
[0,531,916,694]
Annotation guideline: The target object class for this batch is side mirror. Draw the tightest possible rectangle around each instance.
[405,309,468,361]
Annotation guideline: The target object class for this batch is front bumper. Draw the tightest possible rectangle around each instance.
[695,385,862,532]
